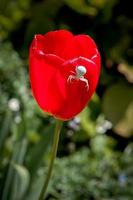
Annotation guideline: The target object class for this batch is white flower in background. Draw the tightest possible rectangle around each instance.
[73,116,80,124]
[96,126,105,134]
[68,116,81,131]
[96,119,112,134]
[8,98,20,111]
[103,120,112,130]
[14,115,21,123]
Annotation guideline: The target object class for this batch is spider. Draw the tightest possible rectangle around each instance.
[67,65,89,91]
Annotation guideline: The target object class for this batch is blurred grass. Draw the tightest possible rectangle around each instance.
[0,0,133,199]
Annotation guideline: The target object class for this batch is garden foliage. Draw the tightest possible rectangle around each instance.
[0,0,132,199]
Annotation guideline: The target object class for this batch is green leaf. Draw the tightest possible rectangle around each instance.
[102,82,133,137]
[80,106,96,137]
[26,124,55,176]
[63,0,98,16]
[0,110,12,150]
[12,163,30,199]
[0,0,31,40]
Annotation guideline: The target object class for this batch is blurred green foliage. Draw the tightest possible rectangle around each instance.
[0,0,133,199]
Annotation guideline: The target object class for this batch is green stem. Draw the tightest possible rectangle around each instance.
[38,119,63,200]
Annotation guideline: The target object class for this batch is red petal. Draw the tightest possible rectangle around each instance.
[38,30,77,60]
[74,35,101,72]
[31,31,100,69]
[30,34,45,54]
[30,52,65,115]
[75,35,97,58]
[53,57,99,120]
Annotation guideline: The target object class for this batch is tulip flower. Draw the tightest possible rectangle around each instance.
[29,30,101,200]
[29,30,100,121]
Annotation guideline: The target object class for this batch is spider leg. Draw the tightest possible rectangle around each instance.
[67,75,76,83]
[80,77,89,91]
[70,71,75,75]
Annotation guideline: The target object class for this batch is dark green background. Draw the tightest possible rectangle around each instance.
[0,0,133,199]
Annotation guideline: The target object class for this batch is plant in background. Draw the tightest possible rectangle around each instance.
[1,1,132,200]
[29,30,101,199]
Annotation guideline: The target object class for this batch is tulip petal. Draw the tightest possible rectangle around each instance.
[30,52,65,115]
[53,57,99,120]
[75,35,101,72]
[41,30,77,60]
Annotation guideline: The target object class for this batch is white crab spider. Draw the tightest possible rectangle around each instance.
[67,65,89,91]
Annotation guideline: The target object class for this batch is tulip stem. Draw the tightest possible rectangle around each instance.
[38,119,63,200]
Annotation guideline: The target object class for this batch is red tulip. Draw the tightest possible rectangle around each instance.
[29,30,101,120]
